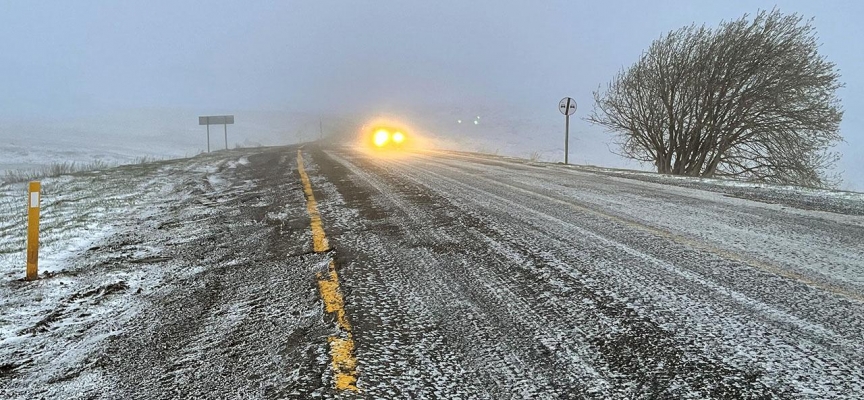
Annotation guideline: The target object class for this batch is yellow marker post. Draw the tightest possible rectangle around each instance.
[26,181,41,281]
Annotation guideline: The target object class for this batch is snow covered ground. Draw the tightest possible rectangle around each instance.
[0,109,327,182]
[0,142,862,398]
[0,150,294,397]
[0,161,181,365]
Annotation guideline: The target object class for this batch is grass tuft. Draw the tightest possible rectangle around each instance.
[2,161,115,185]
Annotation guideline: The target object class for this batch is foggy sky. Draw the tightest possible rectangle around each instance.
[1,1,862,189]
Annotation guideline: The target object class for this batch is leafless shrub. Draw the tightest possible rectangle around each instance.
[588,9,843,188]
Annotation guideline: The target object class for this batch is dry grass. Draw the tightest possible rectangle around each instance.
[2,157,162,185]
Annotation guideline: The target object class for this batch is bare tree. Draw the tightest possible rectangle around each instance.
[588,9,844,187]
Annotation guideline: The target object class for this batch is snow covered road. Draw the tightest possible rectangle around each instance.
[1,144,862,399]
[310,146,864,398]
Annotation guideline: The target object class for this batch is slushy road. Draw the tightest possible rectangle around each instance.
[300,145,864,398]
[8,144,860,399]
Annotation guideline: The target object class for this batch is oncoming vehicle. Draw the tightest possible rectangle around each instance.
[368,126,409,149]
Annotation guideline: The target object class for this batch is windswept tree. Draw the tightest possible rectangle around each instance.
[588,9,844,187]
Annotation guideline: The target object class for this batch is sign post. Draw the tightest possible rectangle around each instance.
[26,181,41,281]
[558,97,577,164]
[199,115,235,152]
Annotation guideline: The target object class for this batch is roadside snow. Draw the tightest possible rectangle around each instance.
[0,153,239,390]
[573,164,864,206]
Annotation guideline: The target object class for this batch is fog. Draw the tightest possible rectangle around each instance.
[1,1,862,190]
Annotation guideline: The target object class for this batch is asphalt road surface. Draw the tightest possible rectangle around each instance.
[7,144,862,399]
[305,145,864,399]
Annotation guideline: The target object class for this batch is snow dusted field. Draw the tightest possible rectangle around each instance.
[0,143,862,398]
[0,132,199,178]
[0,150,329,397]
[0,160,186,366]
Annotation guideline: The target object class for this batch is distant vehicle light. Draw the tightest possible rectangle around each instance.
[366,123,410,149]
[373,129,390,147]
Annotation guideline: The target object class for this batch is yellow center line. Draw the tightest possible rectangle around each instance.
[317,260,352,332]
[297,150,330,253]
[297,150,358,392]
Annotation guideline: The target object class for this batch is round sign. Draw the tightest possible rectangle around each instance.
[558,97,577,116]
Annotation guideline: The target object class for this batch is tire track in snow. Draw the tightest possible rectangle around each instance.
[319,149,609,398]
[380,150,864,397]
[416,152,864,303]
[411,153,864,343]
[323,149,787,398]
[366,152,793,397]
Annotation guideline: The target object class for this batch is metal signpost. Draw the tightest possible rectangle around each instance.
[558,97,577,164]
[198,115,235,152]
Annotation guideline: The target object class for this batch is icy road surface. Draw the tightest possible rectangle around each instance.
[1,144,863,399]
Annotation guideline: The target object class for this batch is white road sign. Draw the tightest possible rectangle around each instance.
[559,97,577,116]
[199,115,235,125]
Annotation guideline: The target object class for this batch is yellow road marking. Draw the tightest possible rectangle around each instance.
[298,150,329,253]
[317,260,352,332]
[328,336,358,390]
[297,150,358,392]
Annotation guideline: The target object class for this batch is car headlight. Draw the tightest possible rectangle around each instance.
[373,129,390,147]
